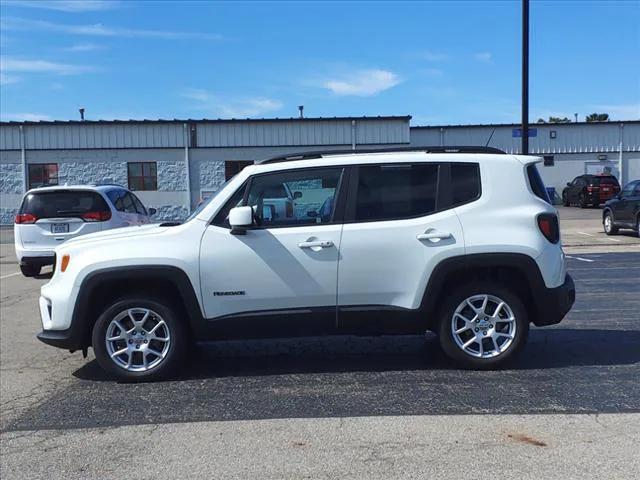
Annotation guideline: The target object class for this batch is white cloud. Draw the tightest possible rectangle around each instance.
[0,72,21,85]
[182,89,283,118]
[1,1,119,12]
[420,68,443,77]
[324,69,401,96]
[474,52,492,62]
[0,112,53,121]
[62,42,106,52]
[1,16,223,40]
[1,56,96,75]
[420,51,448,62]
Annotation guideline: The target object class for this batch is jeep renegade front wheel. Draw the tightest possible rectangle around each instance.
[438,283,529,369]
[92,297,187,381]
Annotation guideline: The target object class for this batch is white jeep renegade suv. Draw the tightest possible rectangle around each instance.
[37,147,575,381]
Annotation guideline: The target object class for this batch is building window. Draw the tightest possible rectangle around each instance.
[225,161,254,181]
[543,155,555,167]
[128,162,157,191]
[28,163,58,189]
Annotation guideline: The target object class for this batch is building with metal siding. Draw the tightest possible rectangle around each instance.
[410,121,640,196]
[1,116,638,224]
[0,116,411,224]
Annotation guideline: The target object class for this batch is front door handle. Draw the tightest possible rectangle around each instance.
[298,240,333,249]
[417,230,451,241]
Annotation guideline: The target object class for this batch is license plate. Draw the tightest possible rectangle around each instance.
[51,223,69,234]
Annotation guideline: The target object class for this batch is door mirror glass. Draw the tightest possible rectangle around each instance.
[229,206,253,234]
[148,207,157,216]
[293,191,303,200]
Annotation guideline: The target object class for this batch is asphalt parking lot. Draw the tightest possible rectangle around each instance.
[1,207,639,479]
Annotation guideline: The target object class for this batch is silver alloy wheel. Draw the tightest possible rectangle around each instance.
[105,308,171,372]
[604,214,613,233]
[451,294,517,359]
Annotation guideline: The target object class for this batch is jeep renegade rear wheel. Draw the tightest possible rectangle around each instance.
[438,283,529,369]
[92,297,187,381]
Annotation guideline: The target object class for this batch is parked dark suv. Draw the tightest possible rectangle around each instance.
[562,174,620,208]
[602,180,640,236]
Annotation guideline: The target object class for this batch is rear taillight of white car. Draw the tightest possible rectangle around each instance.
[82,211,112,222]
[15,213,38,224]
[537,213,560,244]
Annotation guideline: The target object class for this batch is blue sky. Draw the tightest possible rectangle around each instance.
[0,0,638,125]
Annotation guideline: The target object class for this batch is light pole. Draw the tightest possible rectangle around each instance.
[522,0,529,155]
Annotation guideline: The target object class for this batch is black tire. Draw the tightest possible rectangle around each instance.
[92,296,187,382]
[579,193,588,208]
[562,192,569,207]
[603,211,618,235]
[20,264,41,277]
[437,282,529,370]
[636,215,640,237]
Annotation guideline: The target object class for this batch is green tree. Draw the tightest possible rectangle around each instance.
[585,113,609,122]
[548,116,571,123]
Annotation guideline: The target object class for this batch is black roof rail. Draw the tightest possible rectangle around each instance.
[260,145,506,164]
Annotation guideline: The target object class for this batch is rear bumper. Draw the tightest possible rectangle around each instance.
[532,273,576,326]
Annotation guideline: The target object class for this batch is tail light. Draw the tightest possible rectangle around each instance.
[82,211,112,222]
[15,213,38,224]
[537,213,559,244]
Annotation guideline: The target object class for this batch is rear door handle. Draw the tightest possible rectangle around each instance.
[298,240,333,249]
[417,231,451,241]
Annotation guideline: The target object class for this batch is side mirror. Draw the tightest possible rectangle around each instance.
[229,206,253,235]
[148,207,157,216]
[293,191,303,200]
[566,182,572,187]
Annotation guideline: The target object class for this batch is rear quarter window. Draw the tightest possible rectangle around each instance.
[526,164,550,203]
[450,163,481,206]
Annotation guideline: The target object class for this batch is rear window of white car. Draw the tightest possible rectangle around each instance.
[20,190,109,219]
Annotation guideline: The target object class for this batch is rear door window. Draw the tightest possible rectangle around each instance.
[354,164,438,222]
[20,191,109,219]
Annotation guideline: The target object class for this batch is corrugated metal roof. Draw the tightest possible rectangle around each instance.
[0,115,412,126]
[0,116,412,150]
[411,120,640,128]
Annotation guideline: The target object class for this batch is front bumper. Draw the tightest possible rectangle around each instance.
[532,273,576,326]
[37,328,83,351]
[21,255,55,268]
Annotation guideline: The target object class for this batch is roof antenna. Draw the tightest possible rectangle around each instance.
[79,107,85,121]
[485,127,496,147]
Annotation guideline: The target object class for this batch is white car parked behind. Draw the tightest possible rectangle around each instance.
[14,185,156,277]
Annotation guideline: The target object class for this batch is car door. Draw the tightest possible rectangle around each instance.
[199,166,346,326]
[569,176,583,203]
[617,181,639,224]
[336,161,466,329]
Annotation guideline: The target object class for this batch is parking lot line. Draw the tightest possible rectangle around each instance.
[0,272,21,280]
[605,237,621,242]
[577,232,595,237]
[566,255,595,263]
